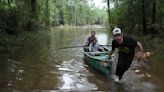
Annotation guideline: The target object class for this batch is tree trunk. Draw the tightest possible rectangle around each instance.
[59,10,64,25]
[59,0,64,25]
[27,0,37,31]
[127,1,132,33]
[141,0,147,35]
[31,0,36,16]
[107,0,111,28]
[45,0,49,28]
[74,3,77,26]
[152,0,156,23]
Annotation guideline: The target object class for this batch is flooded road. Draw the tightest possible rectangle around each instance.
[0,28,163,92]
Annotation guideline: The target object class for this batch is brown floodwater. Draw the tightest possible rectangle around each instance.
[0,28,163,92]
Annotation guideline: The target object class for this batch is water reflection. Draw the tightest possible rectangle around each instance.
[96,33,108,45]
[57,50,97,91]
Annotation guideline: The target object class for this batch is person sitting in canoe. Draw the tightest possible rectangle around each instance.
[89,38,104,55]
[86,31,97,46]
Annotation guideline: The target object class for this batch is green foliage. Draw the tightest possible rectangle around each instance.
[109,0,164,35]
[47,0,106,26]
[0,0,107,49]
[1,0,163,35]
[0,0,106,34]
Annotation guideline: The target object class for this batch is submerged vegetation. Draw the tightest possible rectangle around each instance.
[0,30,49,52]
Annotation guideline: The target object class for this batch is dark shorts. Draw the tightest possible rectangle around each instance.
[116,53,135,79]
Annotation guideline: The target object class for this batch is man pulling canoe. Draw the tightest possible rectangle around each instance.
[109,27,145,82]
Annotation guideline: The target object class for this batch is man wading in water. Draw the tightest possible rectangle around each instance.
[109,27,145,82]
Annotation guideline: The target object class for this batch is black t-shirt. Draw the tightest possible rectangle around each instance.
[112,36,137,56]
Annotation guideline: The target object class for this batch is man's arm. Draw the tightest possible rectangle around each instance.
[109,41,115,58]
[85,37,89,46]
[108,50,114,59]
[137,41,144,53]
[109,50,114,55]
[137,41,145,61]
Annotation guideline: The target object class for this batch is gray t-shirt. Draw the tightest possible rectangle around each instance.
[89,43,101,52]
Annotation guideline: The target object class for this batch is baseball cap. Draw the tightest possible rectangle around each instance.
[112,28,122,35]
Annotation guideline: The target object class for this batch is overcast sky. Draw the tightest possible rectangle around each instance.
[91,0,114,9]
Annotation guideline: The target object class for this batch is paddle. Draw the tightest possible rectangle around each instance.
[59,45,87,49]
[59,44,111,49]
[85,51,111,54]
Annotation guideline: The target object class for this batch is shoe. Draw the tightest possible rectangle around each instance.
[113,75,119,82]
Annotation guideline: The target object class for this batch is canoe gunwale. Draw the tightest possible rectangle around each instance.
[83,50,112,62]
[83,46,113,75]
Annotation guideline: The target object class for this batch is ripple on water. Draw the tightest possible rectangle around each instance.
[58,74,97,91]
[55,58,98,91]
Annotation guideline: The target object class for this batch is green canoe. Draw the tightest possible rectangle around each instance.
[83,46,113,76]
